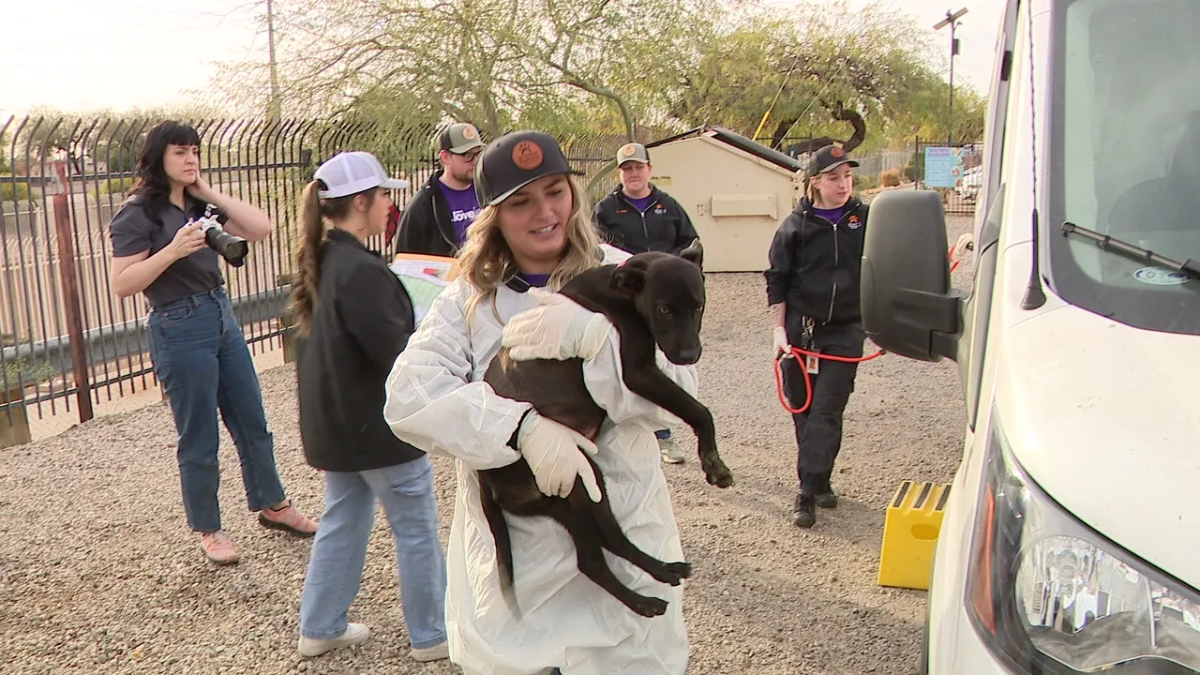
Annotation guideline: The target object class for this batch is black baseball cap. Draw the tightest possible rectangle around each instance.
[807,144,860,176]
[474,130,584,206]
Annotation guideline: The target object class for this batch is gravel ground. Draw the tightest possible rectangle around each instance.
[0,215,975,675]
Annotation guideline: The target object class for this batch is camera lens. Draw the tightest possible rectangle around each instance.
[204,226,249,267]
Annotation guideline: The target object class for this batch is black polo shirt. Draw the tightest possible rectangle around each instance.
[108,196,225,309]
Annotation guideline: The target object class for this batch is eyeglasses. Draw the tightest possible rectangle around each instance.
[456,150,482,162]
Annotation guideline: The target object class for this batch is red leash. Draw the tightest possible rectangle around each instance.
[774,239,967,413]
[773,346,885,414]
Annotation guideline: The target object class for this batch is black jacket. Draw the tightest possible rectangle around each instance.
[593,185,699,255]
[393,171,458,257]
[765,196,869,332]
[296,229,424,472]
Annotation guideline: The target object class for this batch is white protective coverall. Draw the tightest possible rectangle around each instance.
[383,245,694,675]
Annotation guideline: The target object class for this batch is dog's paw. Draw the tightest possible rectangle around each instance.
[629,596,669,618]
[704,461,734,489]
[662,561,692,585]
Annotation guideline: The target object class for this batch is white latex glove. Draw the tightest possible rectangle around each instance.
[953,232,976,254]
[773,326,789,356]
[503,288,612,362]
[517,409,603,502]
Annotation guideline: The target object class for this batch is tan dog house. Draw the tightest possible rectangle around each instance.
[644,127,805,272]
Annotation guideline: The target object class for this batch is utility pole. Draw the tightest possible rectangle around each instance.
[267,0,281,119]
[933,8,968,145]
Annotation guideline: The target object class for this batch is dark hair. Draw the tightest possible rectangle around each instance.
[290,180,377,335]
[128,120,203,218]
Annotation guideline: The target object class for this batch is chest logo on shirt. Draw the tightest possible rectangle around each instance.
[451,208,479,223]
[847,214,862,229]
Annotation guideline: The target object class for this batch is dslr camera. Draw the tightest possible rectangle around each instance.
[193,204,249,267]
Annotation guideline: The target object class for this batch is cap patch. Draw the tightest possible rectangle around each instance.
[830,147,845,158]
[620,144,638,158]
[462,125,478,140]
[513,141,544,170]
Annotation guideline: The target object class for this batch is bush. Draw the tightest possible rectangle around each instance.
[0,173,32,202]
[881,168,904,188]
[101,177,135,195]
[855,174,880,191]
[2,358,57,388]
[904,152,924,183]
[90,176,135,199]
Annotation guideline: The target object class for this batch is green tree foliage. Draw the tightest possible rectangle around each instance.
[671,1,983,150]
[211,0,985,146]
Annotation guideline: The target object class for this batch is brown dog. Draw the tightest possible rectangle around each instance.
[479,240,733,618]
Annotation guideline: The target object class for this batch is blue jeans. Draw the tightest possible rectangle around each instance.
[299,456,448,649]
[147,288,286,533]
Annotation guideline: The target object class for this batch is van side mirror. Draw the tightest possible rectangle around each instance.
[860,190,964,362]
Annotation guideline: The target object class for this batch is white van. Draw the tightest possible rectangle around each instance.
[860,0,1200,672]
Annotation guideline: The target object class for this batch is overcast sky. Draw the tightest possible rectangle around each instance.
[2,0,1002,118]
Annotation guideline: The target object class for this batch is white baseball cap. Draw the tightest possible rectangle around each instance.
[314,151,409,198]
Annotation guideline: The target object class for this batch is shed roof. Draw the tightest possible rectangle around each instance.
[647,126,805,174]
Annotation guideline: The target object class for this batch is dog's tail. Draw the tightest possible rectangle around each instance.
[479,478,522,618]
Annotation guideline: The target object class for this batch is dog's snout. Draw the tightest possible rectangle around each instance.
[673,347,701,365]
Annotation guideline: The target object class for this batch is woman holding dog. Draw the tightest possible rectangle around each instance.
[289,151,449,663]
[108,120,317,565]
[383,130,693,674]
[764,144,869,529]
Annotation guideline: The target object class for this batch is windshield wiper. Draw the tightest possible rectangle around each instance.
[1061,222,1200,280]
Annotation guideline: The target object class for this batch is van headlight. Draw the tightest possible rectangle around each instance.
[965,414,1200,673]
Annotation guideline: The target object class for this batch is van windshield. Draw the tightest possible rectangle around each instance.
[1048,0,1200,334]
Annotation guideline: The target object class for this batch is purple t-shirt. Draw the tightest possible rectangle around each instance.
[812,205,846,225]
[625,194,654,212]
[520,273,552,288]
[440,181,481,245]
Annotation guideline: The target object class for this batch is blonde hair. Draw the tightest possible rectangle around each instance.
[290,180,376,335]
[806,166,856,203]
[458,175,600,323]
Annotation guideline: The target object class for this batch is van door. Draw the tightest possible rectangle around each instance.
[958,0,1022,431]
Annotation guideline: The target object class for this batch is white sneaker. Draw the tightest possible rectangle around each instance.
[658,436,686,464]
[411,641,450,662]
[298,623,371,657]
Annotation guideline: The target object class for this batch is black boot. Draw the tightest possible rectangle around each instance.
[815,485,839,509]
[792,492,816,528]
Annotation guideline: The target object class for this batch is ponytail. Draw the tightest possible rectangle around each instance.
[289,180,375,335]
[291,180,327,335]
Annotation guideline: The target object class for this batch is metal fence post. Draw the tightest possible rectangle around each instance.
[51,161,93,423]
[913,135,921,188]
[0,383,31,447]
[277,273,296,364]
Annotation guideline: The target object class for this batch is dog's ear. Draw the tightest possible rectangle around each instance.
[612,261,647,297]
[680,238,704,271]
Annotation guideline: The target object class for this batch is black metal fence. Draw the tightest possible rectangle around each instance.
[912,138,984,215]
[0,115,635,439]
